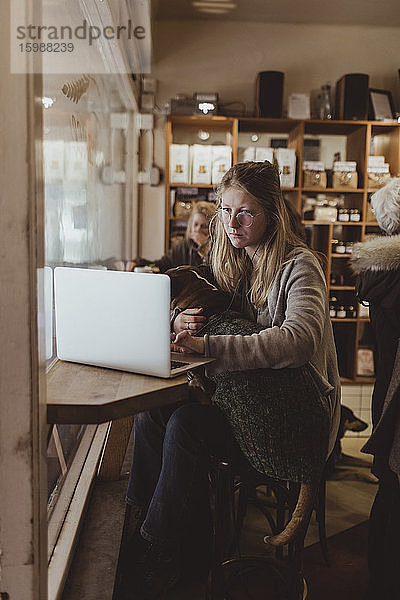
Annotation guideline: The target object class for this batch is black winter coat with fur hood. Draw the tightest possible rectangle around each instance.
[351,234,400,477]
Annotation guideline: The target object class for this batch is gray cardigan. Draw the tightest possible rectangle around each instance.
[204,250,341,455]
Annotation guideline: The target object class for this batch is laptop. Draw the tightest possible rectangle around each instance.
[54,267,214,378]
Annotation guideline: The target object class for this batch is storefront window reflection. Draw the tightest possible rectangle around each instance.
[43,72,135,524]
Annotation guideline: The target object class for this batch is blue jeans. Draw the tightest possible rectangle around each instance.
[126,401,247,552]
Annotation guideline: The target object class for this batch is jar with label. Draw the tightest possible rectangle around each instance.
[345,241,354,254]
[349,209,361,222]
[336,305,347,318]
[329,297,337,318]
[335,241,346,254]
[346,305,357,318]
[338,208,350,222]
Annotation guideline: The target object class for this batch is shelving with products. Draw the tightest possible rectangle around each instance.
[164,115,400,381]
[166,116,237,247]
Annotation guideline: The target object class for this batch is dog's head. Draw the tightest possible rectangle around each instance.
[339,405,369,438]
[166,265,232,317]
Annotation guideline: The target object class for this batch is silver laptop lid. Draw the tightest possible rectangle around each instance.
[54,267,172,378]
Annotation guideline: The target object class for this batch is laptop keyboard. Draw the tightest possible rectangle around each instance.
[171,359,190,370]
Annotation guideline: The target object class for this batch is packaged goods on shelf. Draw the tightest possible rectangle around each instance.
[368,155,385,167]
[358,302,370,318]
[275,148,296,187]
[170,144,190,184]
[173,186,199,218]
[357,347,375,376]
[329,297,337,317]
[242,146,256,161]
[191,144,212,185]
[174,200,192,219]
[211,145,232,184]
[338,208,350,221]
[346,305,357,318]
[303,161,327,188]
[303,194,337,221]
[255,147,274,163]
[241,146,274,163]
[332,161,358,189]
[349,208,361,221]
[314,195,337,222]
[367,163,391,189]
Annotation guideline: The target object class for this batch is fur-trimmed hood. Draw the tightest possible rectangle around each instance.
[350,234,400,274]
[351,234,400,306]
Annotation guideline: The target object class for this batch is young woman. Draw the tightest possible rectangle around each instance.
[124,161,340,599]
[131,200,215,274]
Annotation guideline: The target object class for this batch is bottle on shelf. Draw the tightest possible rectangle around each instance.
[336,305,347,319]
[318,84,333,120]
[346,305,357,319]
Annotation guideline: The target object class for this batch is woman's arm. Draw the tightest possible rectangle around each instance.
[203,254,328,374]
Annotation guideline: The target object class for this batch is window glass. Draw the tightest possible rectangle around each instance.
[42,72,135,522]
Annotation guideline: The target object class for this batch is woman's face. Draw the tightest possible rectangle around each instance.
[220,187,268,257]
[190,212,209,246]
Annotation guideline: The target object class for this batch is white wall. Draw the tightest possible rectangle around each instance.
[139,19,400,259]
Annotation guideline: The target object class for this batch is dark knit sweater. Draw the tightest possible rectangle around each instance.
[204,312,330,484]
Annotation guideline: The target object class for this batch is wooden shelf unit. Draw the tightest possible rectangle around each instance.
[165,116,400,381]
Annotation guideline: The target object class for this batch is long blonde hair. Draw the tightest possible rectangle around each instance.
[209,161,310,307]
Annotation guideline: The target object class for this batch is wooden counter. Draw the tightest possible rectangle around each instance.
[46,361,189,425]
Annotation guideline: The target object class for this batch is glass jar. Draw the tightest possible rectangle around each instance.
[336,305,347,318]
[336,241,346,254]
[329,297,337,318]
[349,208,361,222]
[338,208,349,222]
[318,84,333,120]
[346,305,357,318]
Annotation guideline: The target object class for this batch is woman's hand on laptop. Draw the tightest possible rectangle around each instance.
[171,331,205,355]
[173,308,206,334]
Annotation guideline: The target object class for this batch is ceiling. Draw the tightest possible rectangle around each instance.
[153,0,400,27]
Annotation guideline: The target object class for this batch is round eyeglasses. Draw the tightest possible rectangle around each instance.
[216,208,263,228]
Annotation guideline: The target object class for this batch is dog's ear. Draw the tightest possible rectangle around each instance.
[166,266,197,297]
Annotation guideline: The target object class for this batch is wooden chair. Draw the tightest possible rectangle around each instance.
[206,459,329,600]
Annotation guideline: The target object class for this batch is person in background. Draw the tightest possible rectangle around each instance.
[123,161,340,599]
[351,177,400,600]
[132,200,216,273]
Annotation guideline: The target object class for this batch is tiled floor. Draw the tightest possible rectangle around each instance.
[62,435,377,599]
[341,385,374,438]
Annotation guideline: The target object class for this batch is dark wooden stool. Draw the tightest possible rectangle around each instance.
[207,459,329,600]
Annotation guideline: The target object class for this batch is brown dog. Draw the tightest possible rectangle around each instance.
[168,264,234,318]
[167,265,325,547]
